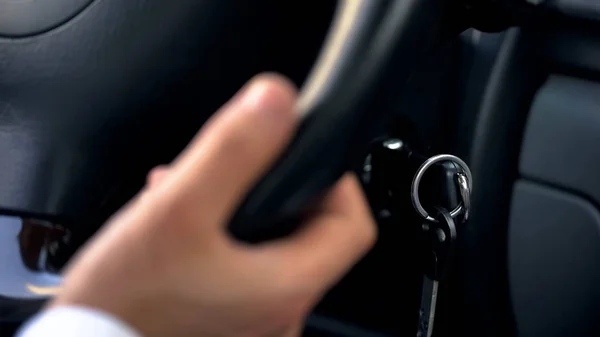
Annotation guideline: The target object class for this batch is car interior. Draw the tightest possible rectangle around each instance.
[1,0,600,336]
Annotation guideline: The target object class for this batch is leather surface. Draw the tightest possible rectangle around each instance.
[520,76,600,203]
[509,181,600,337]
[510,75,600,337]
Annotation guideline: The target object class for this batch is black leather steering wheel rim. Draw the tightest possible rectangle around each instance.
[230,0,450,241]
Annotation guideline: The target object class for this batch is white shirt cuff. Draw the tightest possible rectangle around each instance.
[16,306,142,337]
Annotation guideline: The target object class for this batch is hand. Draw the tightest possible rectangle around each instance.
[51,73,378,337]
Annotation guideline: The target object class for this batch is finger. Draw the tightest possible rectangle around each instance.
[153,73,298,225]
[265,174,378,292]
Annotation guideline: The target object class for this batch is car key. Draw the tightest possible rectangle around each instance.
[417,232,438,337]
[417,207,456,337]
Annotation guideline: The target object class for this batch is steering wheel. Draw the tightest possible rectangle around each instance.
[0,0,454,242]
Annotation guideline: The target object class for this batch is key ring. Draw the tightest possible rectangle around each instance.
[411,154,472,222]
[456,172,470,221]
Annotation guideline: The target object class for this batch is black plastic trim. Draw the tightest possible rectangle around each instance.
[305,314,394,337]
[457,28,547,337]
[0,0,94,38]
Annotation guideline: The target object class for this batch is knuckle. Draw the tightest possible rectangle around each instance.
[215,125,257,163]
[354,214,378,252]
[276,261,318,296]
[275,297,312,325]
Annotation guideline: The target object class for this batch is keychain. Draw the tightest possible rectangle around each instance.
[411,154,472,337]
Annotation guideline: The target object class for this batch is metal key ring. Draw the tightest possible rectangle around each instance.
[411,154,472,222]
[456,172,471,221]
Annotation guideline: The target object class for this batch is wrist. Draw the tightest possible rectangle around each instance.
[50,238,164,336]
[51,286,161,337]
